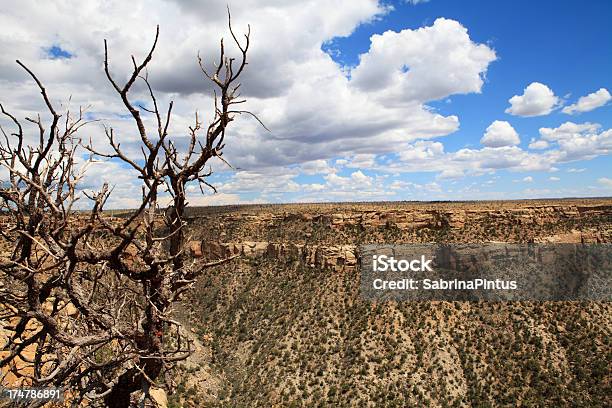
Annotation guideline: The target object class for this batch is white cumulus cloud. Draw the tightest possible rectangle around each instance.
[539,122,600,141]
[480,120,520,147]
[2,1,609,205]
[562,88,611,114]
[0,1,503,207]
[528,138,549,150]
[350,18,496,103]
[538,122,611,161]
[505,82,560,117]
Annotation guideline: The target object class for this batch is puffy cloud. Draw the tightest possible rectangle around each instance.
[436,168,465,180]
[325,170,373,188]
[549,176,560,181]
[390,180,416,190]
[350,170,373,185]
[505,82,560,117]
[538,122,611,161]
[300,160,336,175]
[1,1,608,206]
[397,140,445,161]
[539,122,600,141]
[480,120,520,147]
[280,169,395,202]
[225,15,497,171]
[367,121,611,178]
[344,154,377,169]
[523,176,534,182]
[0,1,503,207]
[377,143,556,175]
[351,18,496,103]
[214,169,302,195]
[556,129,612,161]
[303,183,326,192]
[528,138,549,150]
[562,88,611,114]
[334,159,349,166]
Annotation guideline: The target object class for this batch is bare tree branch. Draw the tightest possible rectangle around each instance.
[0,10,261,408]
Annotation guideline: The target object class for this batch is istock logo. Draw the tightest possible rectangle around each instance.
[372,255,434,272]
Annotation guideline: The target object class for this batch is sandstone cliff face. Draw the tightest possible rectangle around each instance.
[188,201,611,245]
[191,240,357,272]
[172,200,611,407]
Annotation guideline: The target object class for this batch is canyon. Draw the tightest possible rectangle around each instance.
[167,199,611,407]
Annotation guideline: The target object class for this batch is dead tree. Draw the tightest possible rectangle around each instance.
[0,12,255,407]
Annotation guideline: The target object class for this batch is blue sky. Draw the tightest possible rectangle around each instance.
[287,0,612,202]
[1,0,610,207]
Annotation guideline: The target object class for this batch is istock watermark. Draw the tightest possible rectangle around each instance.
[360,244,611,301]
[372,254,434,272]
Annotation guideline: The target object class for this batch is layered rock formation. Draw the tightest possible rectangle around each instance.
[170,200,612,407]
[190,240,357,272]
[188,200,611,245]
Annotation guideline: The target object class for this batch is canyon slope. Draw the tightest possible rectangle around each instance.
[173,199,611,407]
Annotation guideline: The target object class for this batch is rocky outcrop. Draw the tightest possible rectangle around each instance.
[190,202,611,244]
[190,240,357,271]
[185,201,611,271]
[149,387,168,408]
